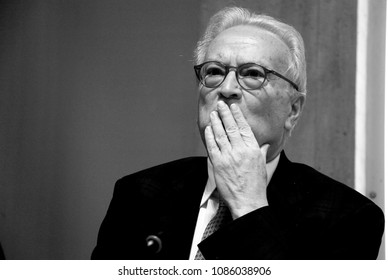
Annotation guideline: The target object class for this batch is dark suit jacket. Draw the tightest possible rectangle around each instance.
[91,152,384,260]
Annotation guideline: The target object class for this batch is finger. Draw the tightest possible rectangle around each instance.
[216,101,243,146]
[204,125,220,159]
[210,111,231,152]
[230,103,258,146]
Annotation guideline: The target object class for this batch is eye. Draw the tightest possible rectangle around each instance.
[202,63,225,77]
[239,65,265,79]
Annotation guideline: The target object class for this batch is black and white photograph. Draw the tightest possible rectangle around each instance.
[0,0,386,276]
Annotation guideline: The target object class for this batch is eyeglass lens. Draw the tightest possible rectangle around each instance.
[199,62,266,90]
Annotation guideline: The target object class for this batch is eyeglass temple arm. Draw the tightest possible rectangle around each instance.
[268,70,299,91]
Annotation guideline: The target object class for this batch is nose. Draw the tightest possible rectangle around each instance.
[218,71,242,99]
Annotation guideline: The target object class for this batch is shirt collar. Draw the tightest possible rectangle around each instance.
[200,152,281,207]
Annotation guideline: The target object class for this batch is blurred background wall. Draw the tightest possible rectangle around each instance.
[0,0,385,259]
[0,0,200,259]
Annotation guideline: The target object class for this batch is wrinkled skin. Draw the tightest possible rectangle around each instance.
[197,25,304,218]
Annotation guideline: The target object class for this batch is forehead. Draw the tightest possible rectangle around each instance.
[206,25,290,69]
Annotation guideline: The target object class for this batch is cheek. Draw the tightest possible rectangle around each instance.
[243,103,271,137]
[197,88,216,124]
[243,95,290,134]
[243,96,271,122]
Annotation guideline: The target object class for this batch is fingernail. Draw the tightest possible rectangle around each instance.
[230,103,237,111]
[211,111,217,119]
[217,101,226,109]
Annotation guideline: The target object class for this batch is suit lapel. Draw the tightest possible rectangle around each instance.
[150,152,310,259]
[267,151,311,224]
[150,157,208,259]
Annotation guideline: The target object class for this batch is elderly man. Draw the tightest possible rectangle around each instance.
[92,7,384,260]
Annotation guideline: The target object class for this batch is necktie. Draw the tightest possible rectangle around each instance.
[194,199,231,260]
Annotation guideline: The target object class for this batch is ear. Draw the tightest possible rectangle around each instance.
[285,94,305,133]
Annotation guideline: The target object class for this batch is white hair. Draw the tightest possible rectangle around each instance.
[194,7,307,95]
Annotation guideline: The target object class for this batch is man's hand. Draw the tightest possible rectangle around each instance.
[205,100,270,219]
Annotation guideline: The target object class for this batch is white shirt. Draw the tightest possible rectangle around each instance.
[188,153,280,260]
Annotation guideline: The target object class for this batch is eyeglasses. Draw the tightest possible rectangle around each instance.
[194,61,299,91]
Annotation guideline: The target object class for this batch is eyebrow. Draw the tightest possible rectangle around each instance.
[205,59,274,70]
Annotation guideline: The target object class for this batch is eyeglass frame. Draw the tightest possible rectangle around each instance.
[194,61,299,92]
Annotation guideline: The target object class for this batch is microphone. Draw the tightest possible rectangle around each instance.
[145,234,162,254]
